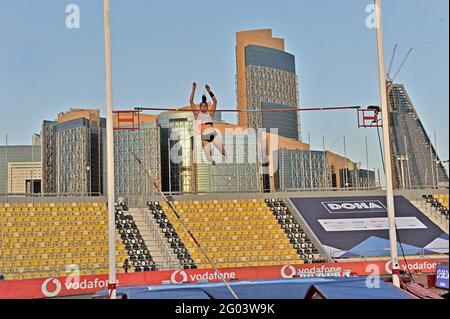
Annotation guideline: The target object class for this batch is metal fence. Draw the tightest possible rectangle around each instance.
[0,185,448,204]
[0,256,326,281]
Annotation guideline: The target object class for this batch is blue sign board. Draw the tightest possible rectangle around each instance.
[435,264,449,290]
[290,196,449,258]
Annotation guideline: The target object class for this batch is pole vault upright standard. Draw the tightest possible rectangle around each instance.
[103,0,117,299]
[374,0,400,287]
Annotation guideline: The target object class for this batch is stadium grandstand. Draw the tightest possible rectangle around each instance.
[0,189,448,299]
[0,200,128,280]
[0,3,448,301]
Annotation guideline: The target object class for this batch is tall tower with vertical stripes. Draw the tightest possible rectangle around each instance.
[387,83,449,188]
[236,29,301,141]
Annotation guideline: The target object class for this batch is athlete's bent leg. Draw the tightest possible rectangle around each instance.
[202,140,214,164]
[212,134,226,159]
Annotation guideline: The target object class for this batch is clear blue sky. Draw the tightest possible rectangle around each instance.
[1,0,448,178]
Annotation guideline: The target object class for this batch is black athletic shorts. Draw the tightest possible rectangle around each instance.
[201,130,217,142]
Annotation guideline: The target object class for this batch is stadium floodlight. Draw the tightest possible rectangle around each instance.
[86,166,91,196]
[103,0,117,299]
[374,0,401,287]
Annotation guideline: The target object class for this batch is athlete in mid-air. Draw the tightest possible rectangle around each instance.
[189,82,226,165]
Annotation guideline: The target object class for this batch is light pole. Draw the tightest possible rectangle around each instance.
[31,135,34,196]
[397,155,407,189]
[429,134,436,188]
[435,160,442,188]
[365,136,369,190]
[434,131,440,188]
[323,136,329,191]
[31,133,39,197]
[405,156,409,189]
[374,0,401,287]
[86,166,91,196]
[404,135,412,189]
[308,132,313,189]
[343,136,348,190]
[5,133,7,201]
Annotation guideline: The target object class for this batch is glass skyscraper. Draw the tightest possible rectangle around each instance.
[388,83,449,188]
[236,29,301,141]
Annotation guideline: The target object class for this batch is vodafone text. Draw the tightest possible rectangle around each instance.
[65,277,110,290]
[171,270,236,284]
[41,276,111,298]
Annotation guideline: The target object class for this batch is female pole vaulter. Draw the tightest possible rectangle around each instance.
[189,82,226,165]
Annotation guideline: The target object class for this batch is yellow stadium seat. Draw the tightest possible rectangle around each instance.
[164,198,316,269]
[0,201,130,281]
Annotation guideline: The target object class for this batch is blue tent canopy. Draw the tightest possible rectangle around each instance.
[307,279,414,299]
[93,278,414,299]
[126,288,212,300]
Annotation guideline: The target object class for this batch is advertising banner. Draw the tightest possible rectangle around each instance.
[435,264,449,290]
[318,217,427,232]
[0,257,447,299]
[290,196,449,258]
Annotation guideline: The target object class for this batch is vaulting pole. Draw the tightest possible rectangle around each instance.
[129,150,240,299]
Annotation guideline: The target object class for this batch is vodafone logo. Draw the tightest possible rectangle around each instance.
[385,261,393,274]
[385,260,437,275]
[171,270,188,284]
[40,276,111,298]
[41,278,62,298]
[170,270,237,283]
[281,264,345,278]
[280,265,297,279]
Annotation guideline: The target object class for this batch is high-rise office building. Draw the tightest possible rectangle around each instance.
[42,109,161,201]
[236,29,300,140]
[159,109,263,194]
[114,124,161,206]
[41,121,58,194]
[56,117,105,195]
[275,150,331,191]
[41,109,105,195]
[387,83,449,188]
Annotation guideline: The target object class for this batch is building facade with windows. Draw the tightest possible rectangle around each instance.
[388,83,449,188]
[236,29,301,141]
[41,109,105,196]
[0,146,41,195]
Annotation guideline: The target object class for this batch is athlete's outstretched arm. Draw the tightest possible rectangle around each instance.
[190,82,199,118]
[205,84,217,115]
